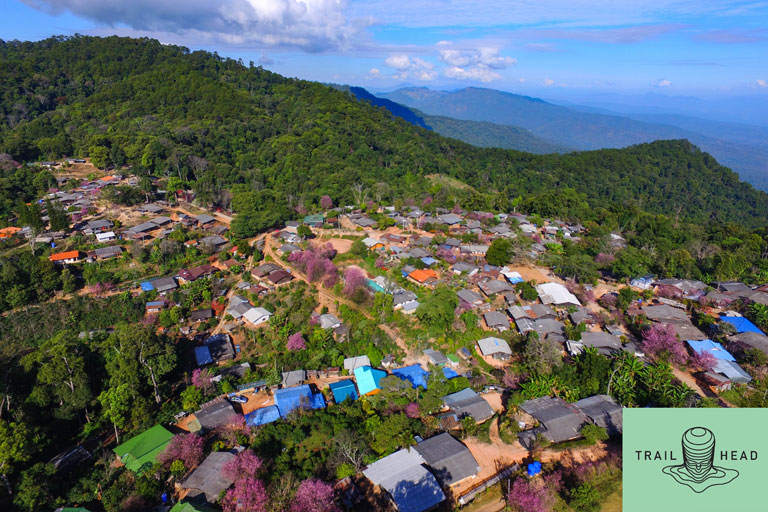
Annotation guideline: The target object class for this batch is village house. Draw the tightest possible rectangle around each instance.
[518,396,590,449]
[362,448,446,512]
[178,264,216,284]
[442,388,494,422]
[407,268,438,286]
[414,433,480,487]
[243,306,272,326]
[49,250,85,265]
[178,451,236,504]
[95,231,117,243]
[476,336,512,360]
[483,310,511,332]
[88,245,123,261]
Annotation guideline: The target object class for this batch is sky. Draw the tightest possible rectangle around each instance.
[3,0,768,98]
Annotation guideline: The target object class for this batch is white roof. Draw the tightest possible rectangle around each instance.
[95,231,116,242]
[362,237,382,247]
[244,307,271,324]
[343,355,371,371]
[535,282,581,306]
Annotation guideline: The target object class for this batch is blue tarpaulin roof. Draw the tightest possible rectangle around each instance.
[442,367,459,379]
[245,405,280,426]
[274,385,325,417]
[720,315,764,335]
[140,281,154,292]
[392,364,429,390]
[354,366,387,395]
[329,380,358,403]
[686,339,736,362]
[194,346,213,366]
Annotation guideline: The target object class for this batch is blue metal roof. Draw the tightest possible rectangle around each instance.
[420,256,438,266]
[720,315,764,335]
[329,380,358,403]
[686,339,736,361]
[442,367,459,379]
[140,281,154,292]
[194,346,213,366]
[392,364,429,390]
[354,366,387,395]
[146,301,165,307]
[274,385,325,417]
[245,405,280,426]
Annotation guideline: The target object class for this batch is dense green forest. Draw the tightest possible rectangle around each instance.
[2,36,768,234]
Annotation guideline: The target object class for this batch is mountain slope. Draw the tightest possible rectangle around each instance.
[418,113,570,154]
[379,87,768,189]
[343,86,568,154]
[1,36,768,231]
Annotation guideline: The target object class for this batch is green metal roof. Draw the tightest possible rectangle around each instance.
[113,425,173,474]
[446,354,460,363]
[170,502,219,512]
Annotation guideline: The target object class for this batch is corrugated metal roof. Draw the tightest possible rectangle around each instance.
[415,433,479,486]
[363,448,446,512]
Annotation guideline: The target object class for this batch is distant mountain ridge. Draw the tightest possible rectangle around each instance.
[379,87,768,190]
[343,86,568,154]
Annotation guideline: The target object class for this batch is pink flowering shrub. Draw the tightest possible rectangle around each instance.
[320,195,333,210]
[595,252,615,265]
[404,402,420,418]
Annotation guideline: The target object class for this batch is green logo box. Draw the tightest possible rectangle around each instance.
[623,408,766,511]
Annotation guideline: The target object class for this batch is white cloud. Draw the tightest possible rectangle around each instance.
[438,47,516,82]
[258,54,274,65]
[365,67,381,79]
[543,78,555,86]
[23,0,363,52]
[758,79,768,88]
[383,55,437,81]
[518,77,526,83]
[651,78,672,87]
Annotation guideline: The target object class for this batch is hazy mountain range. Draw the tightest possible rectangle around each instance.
[375,87,768,191]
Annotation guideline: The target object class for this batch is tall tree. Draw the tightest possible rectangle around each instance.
[21,331,93,422]
[0,420,40,496]
[98,384,132,444]
[104,324,176,404]
[44,199,69,232]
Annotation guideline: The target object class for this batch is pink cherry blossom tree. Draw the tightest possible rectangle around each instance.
[191,367,215,395]
[641,323,689,365]
[287,332,307,351]
[222,477,269,512]
[222,450,264,481]
[343,267,367,298]
[320,195,333,210]
[290,478,339,512]
[157,433,204,469]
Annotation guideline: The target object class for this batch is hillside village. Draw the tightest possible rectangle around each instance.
[5,159,768,512]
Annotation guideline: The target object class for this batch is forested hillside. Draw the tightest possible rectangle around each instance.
[380,86,768,190]
[2,36,768,231]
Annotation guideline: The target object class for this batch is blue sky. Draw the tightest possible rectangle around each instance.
[3,0,768,97]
